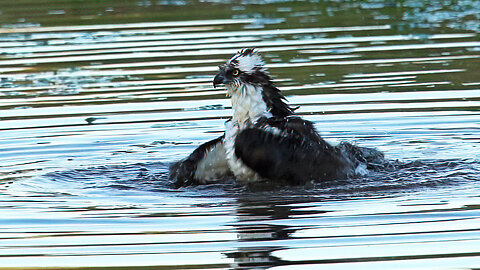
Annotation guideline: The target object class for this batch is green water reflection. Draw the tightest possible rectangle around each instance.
[0,0,480,269]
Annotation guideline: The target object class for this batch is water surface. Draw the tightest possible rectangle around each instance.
[0,1,479,269]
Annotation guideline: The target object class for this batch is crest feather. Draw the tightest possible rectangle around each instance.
[228,48,266,74]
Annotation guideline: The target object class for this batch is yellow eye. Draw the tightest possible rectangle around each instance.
[232,69,239,76]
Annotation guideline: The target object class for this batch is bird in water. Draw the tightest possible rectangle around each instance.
[169,48,384,187]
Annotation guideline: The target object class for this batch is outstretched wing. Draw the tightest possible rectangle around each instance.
[234,117,354,184]
[169,135,231,187]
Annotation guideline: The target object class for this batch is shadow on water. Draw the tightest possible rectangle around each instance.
[32,158,479,270]
[44,158,480,199]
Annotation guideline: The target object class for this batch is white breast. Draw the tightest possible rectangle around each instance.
[224,121,260,181]
[223,83,271,182]
[229,84,271,126]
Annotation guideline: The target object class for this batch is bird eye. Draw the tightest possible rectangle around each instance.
[232,69,239,76]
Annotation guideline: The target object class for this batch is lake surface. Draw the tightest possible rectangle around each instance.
[1,0,480,269]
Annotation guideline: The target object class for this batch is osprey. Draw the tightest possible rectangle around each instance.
[169,48,383,187]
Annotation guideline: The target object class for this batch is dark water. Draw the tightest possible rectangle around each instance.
[1,1,480,269]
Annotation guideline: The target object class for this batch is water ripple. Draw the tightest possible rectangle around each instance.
[1,1,480,269]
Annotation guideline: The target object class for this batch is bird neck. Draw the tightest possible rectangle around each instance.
[228,83,271,127]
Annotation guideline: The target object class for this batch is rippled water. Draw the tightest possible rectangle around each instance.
[1,1,480,269]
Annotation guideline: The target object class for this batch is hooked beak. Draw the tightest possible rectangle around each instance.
[213,71,227,88]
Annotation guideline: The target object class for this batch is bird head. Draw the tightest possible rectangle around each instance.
[213,48,295,118]
[213,48,269,94]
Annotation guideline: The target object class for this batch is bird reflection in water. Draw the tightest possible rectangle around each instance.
[225,197,298,269]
